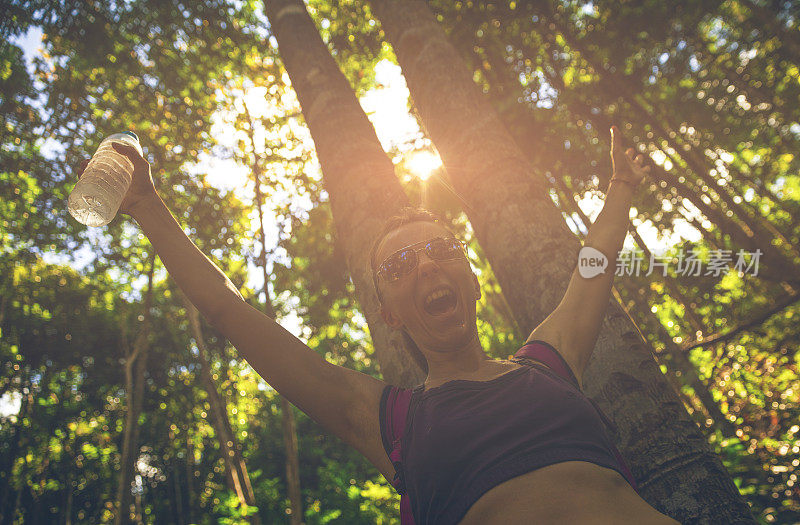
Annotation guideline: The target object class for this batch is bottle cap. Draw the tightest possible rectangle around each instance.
[122,131,139,141]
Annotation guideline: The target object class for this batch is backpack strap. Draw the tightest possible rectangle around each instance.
[379,385,416,524]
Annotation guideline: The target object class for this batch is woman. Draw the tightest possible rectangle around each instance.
[81,126,679,524]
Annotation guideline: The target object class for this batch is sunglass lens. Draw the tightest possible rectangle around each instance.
[427,238,461,259]
[383,249,417,281]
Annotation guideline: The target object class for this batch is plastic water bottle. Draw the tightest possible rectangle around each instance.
[67,131,142,227]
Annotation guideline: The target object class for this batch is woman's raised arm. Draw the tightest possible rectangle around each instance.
[525,126,651,388]
[91,144,394,480]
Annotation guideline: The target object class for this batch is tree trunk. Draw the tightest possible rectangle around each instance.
[64,469,73,525]
[169,456,183,525]
[279,398,303,525]
[114,253,156,525]
[181,296,261,524]
[0,377,31,525]
[262,0,425,388]
[8,481,21,525]
[620,284,739,437]
[367,1,756,522]
[184,436,195,525]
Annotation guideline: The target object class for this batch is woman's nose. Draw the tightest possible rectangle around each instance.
[416,251,440,278]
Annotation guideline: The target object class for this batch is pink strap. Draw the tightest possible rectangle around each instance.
[384,387,416,524]
[388,387,413,445]
[400,495,414,524]
[514,340,580,388]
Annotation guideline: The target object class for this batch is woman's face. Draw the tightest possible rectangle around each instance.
[373,221,481,353]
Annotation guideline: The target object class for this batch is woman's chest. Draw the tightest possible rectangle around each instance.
[403,368,608,472]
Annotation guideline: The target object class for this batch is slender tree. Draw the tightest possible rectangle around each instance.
[366,0,755,521]
[181,297,261,524]
[114,252,155,525]
[247,110,304,523]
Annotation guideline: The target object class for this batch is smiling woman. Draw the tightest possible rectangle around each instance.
[365,205,679,525]
[106,121,677,524]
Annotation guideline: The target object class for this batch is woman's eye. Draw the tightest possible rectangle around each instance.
[429,239,456,257]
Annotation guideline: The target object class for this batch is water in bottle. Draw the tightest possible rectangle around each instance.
[67,131,142,227]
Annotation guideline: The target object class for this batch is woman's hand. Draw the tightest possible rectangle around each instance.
[610,125,651,187]
[111,142,158,217]
[76,143,158,218]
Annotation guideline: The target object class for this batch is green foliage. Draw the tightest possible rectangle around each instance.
[3,0,799,523]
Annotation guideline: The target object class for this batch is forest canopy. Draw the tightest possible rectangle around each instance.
[1,0,799,523]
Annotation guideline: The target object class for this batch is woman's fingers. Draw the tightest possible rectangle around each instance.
[609,126,653,184]
[611,126,652,178]
[111,142,148,169]
[610,126,628,156]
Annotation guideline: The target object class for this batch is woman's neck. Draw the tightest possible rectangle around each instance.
[422,332,497,388]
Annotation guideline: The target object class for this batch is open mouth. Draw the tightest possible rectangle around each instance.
[422,286,458,316]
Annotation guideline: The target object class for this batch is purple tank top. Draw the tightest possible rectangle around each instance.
[379,340,639,524]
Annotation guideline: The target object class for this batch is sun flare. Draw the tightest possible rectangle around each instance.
[406,150,442,181]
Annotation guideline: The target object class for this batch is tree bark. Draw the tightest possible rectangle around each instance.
[367,1,756,522]
[114,252,156,525]
[262,0,425,387]
[620,285,739,437]
[169,455,183,525]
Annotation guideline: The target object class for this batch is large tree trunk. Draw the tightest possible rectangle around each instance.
[366,1,755,522]
[168,454,183,525]
[262,0,425,387]
[114,253,156,525]
[182,296,261,524]
[64,468,73,525]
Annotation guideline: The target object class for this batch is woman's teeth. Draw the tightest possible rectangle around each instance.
[423,288,457,315]
[425,288,453,306]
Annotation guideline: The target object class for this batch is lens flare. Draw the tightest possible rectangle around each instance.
[407,150,442,181]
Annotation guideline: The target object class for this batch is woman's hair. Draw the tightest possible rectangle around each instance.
[369,207,446,374]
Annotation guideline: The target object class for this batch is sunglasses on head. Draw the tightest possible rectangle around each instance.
[375,236,467,283]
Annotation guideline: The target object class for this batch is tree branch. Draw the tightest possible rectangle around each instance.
[682,293,800,352]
